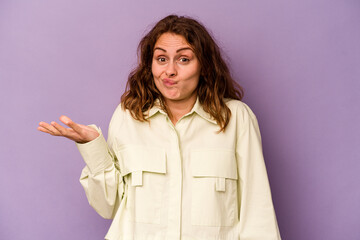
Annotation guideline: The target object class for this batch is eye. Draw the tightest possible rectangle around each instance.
[157,57,166,63]
[179,57,190,63]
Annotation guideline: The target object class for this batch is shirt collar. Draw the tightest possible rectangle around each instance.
[145,97,217,125]
[191,97,217,124]
[145,98,163,119]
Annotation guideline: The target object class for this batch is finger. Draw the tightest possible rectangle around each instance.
[37,126,55,135]
[59,115,83,134]
[51,121,71,136]
[39,123,81,142]
[39,121,61,135]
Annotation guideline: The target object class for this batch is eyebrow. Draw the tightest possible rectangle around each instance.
[154,47,194,53]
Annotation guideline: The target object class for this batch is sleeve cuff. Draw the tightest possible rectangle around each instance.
[75,124,114,174]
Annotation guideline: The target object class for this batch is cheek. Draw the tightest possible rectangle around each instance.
[151,63,156,76]
[151,62,162,78]
[192,79,200,90]
[151,66,162,88]
[182,77,199,93]
[187,67,201,86]
[151,61,157,76]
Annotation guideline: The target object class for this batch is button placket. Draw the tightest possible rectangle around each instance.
[165,115,183,239]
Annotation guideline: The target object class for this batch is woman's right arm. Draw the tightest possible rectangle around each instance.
[38,104,125,219]
[76,123,124,219]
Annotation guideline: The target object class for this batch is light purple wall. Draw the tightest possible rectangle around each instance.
[1,0,359,239]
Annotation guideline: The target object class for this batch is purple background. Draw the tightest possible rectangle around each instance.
[1,0,359,239]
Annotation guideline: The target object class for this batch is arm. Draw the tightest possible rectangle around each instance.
[37,105,125,219]
[76,105,125,219]
[236,103,281,239]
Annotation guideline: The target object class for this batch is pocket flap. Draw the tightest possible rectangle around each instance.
[190,149,238,180]
[116,145,166,176]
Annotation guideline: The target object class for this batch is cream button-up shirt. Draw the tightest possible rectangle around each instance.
[76,98,281,240]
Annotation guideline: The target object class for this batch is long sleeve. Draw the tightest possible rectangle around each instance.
[76,105,124,219]
[236,103,281,239]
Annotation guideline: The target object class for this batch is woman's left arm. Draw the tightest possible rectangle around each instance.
[235,102,281,240]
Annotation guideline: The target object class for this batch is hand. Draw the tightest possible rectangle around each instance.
[37,115,100,144]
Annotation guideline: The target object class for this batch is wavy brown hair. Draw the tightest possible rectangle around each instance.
[121,14,244,132]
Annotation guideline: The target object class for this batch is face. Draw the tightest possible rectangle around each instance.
[152,32,201,105]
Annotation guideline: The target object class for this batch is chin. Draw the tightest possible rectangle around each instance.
[163,96,181,102]
[161,91,181,101]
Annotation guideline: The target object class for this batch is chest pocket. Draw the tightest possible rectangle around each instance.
[190,149,238,227]
[116,145,167,224]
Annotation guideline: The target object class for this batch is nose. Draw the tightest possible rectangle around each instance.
[165,61,177,77]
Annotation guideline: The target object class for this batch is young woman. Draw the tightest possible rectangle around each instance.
[38,15,281,240]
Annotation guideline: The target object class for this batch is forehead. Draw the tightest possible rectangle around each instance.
[154,33,192,50]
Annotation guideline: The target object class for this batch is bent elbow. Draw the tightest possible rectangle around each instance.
[89,198,117,219]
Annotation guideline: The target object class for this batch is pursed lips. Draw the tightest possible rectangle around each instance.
[162,78,177,86]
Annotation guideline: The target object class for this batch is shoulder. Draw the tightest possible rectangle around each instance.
[224,98,248,109]
[108,103,128,129]
[224,98,257,121]
[224,99,261,136]
[111,103,125,119]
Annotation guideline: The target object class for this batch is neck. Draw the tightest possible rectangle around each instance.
[165,94,197,125]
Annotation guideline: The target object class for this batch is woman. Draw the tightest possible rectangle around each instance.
[38,15,281,240]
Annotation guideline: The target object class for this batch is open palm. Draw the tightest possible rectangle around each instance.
[37,115,99,144]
